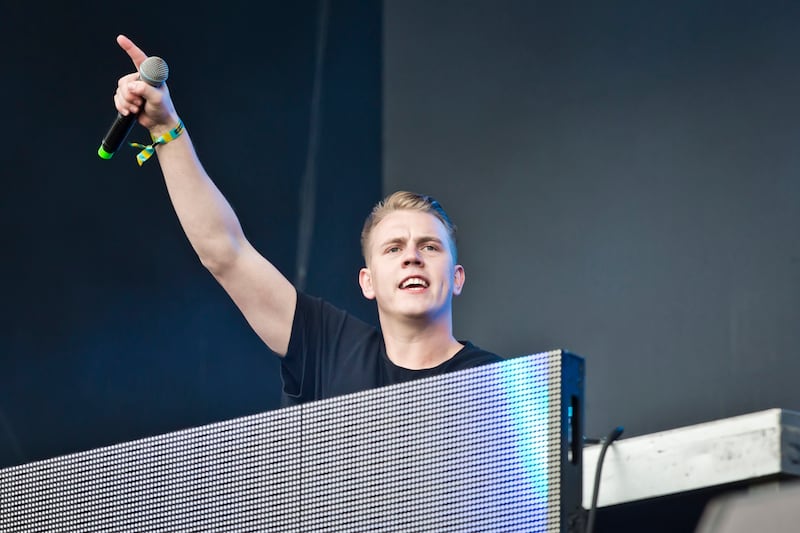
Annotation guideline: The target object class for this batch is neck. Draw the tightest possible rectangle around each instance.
[379,313,463,370]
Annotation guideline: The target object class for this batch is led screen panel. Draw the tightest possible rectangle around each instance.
[1,350,583,532]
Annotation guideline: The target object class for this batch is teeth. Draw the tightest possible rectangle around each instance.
[401,277,429,289]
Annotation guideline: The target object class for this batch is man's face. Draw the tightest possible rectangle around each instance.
[359,210,464,322]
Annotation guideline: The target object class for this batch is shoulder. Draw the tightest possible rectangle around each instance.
[295,292,371,326]
[291,292,379,346]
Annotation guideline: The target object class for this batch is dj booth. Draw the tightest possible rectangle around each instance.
[0,351,585,532]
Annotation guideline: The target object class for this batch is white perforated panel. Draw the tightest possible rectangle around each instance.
[0,351,582,532]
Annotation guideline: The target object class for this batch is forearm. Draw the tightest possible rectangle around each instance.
[152,123,246,274]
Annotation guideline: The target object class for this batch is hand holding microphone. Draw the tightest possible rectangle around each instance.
[99,35,181,161]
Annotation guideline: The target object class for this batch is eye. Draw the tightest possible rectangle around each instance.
[422,244,439,252]
[386,246,401,254]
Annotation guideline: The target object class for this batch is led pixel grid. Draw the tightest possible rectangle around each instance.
[1,350,583,532]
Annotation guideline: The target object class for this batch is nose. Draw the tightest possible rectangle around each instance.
[402,247,423,266]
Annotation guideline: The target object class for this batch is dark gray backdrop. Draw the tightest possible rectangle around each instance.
[384,1,800,440]
[3,3,800,529]
[1,1,381,469]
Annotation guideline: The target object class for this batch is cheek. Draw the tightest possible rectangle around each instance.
[368,269,387,291]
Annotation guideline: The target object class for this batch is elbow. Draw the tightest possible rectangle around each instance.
[197,237,245,277]
[200,253,231,277]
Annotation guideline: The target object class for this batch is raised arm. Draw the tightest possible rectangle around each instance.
[113,35,296,356]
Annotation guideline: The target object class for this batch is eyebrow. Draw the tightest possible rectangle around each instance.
[378,236,444,249]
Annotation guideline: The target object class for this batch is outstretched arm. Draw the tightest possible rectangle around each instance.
[113,34,296,356]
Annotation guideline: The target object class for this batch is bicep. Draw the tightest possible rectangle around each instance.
[211,242,297,356]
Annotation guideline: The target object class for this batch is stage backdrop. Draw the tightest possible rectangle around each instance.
[0,1,381,469]
[383,1,800,440]
[4,0,799,489]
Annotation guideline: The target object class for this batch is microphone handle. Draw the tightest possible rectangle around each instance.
[98,112,137,159]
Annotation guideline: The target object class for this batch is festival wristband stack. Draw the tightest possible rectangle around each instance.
[129,119,185,166]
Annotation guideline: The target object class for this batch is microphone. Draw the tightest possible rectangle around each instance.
[97,56,169,160]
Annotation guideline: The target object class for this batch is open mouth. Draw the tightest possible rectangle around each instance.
[399,276,430,290]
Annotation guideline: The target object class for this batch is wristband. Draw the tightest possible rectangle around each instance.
[129,120,185,166]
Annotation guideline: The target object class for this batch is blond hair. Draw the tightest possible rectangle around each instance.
[360,191,458,263]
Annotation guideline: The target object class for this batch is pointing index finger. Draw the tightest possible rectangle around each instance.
[116,34,148,69]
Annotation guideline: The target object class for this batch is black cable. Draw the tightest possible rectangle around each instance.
[585,426,624,533]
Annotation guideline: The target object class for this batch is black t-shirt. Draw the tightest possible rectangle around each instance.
[280,292,504,406]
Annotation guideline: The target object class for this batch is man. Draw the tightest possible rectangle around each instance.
[112,35,503,406]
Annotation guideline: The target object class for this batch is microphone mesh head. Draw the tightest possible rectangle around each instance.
[139,56,169,87]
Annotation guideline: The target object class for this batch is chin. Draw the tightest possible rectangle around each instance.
[380,294,449,321]
[399,304,447,321]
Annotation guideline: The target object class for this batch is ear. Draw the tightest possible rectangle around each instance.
[359,267,376,300]
[453,264,465,296]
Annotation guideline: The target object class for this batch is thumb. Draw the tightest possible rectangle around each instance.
[117,34,148,69]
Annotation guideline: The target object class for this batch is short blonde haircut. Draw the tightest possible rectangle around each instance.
[360,191,458,264]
